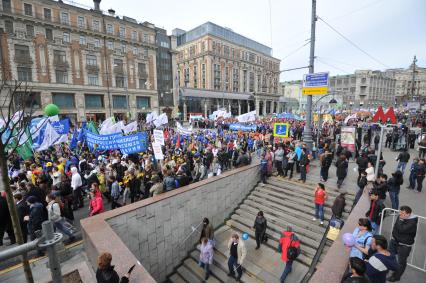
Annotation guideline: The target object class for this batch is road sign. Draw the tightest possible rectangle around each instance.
[302,72,329,95]
[273,123,289,138]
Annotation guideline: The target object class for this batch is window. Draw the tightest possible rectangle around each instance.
[55,70,68,83]
[26,25,34,37]
[113,95,127,108]
[15,44,30,58]
[136,97,150,109]
[77,16,85,28]
[93,20,100,32]
[202,64,206,89]
[87,74,99,86]
[61,12,69,25]
[107,41,113,50]
[52,93,75,108]
[133,47,137,55]
[24,3,32,16]
[131,31,137,41]
[138,63,146,75]
[53,50,66,64]
[139,79,147,89]
[143,34,148,42]
[115,76,125,88]
[107,24,113,34]
[15,92,41,109]
[63,32,70,43]
[249,72,254,92]
[213,64,221,90]
[119,26,125,38]
[2,0,11,12]
[17,67,32,82]
[5,20,13,34]
[85,94,103,108]
[43,8,51,21]
[45,28,53,40]
[79,35,86,45]
[94,38,101,48]
[193,65,198,88]
[121,43,126,53]
[86,55,97,66]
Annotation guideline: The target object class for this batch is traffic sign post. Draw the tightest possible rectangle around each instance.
[302,72,329,95]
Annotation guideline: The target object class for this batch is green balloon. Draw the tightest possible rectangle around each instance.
[44,104,60,117]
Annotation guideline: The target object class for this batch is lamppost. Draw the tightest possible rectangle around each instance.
[313,93,338,146]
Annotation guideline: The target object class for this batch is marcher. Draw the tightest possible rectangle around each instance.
[198,237,213,280]
[253,211,267,249]
[96,252,130,283]
[278,226,300,283]
[366,235,399,283]
[387,206,418,282]
[89,189,105,216]
[14,192,29,243]
[71,166,83,210]
[227,233,247,281]
[110,176,122,209]
[313,183,327,225]
[0,193,16,245]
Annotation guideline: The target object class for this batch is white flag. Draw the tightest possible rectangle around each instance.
[36,122,60,152]
[123,121,138,134]
[54,134,69,145]
[176,122,193,136]
[153,113,168,128]
[237,111,256,122]
[146,112,158,124]
[99,117,116,134]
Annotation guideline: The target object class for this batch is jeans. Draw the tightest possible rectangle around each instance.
[320,167,329,181]
[417,176,424,192]
[280,260,293,282]
[123,187,129,204]
[389,239,412,280]
[276,161,283,176]
[300,165,306,181]
[408,172,416,189]
[255,231,264,248]
[111,198,122,210]
[396,162,407,174]
[228,255,242,279]
[198,261,210,279]
[389,191,399,210]
[261,171,267,184]
[284,163,294,178]
[315,204,324,221]
[371,221,378,235]
[72,187,84,209]
[337,177,345,188]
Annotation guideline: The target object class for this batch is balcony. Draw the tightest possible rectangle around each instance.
[53,59,69,70]
[138,70,148,78]
[86,64,99,74]
[14,55,33,65]
[113,65,124,74]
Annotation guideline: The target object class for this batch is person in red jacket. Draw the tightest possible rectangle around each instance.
[278,226,300,283]
[313,183,327,225]
[89,190,104,217]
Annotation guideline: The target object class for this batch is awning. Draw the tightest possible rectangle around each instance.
[181,88,253,100]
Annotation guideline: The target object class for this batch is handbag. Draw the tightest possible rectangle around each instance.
[326,226,340,241]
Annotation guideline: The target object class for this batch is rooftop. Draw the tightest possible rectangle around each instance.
[173,22,273,57]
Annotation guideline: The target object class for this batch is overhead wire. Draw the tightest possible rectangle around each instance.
[281,40,310,60]
[317,16,390,69]
[327,0,387,22]
[316,57,350,74]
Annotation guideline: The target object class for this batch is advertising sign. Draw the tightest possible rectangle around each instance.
[341,127,356,152]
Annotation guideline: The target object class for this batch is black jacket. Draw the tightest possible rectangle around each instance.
[332,195,346,219]
[299,153,309,166]
[253,216,267,234]
[16,200,29,235]
[374,181,388,200]
[356,156,369,170]
[96,266,129,283]
[392,216,418,245]
[358,176,367,190]
[341,275,370,283]
[335,159,348,179]
[28,202,46,235]
[387,177,402,193]
[365,199,385,224]
[397,151,410,163]
[0,196,11,226]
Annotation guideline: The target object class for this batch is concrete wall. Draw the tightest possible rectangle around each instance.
[81,163,260,283]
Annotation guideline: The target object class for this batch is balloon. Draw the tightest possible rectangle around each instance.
[242,233,249,241]
[44,104,60,117]
[342,233,355,247]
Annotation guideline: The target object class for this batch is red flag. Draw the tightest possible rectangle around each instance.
[176,133,181,149]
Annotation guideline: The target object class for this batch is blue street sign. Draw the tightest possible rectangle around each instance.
[303,72,329,87]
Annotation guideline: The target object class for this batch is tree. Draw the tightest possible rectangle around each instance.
[0,80,37,283]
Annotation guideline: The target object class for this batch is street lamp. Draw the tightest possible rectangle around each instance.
[315,95,338,147]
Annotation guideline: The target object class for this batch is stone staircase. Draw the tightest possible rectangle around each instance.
[167,177,356,283]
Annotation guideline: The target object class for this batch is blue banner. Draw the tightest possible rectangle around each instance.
[52,119,70,135]
[85,131,148,154]
[229,123,257,132]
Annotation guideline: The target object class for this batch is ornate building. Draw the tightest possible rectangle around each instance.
[173,22,280,120]
[0,0,171,124]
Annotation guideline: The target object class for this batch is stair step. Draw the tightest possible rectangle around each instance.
[183,258,221,283]
[177,264,203,283]
[169,273,186,283]
[234,207,321,253]
[226,219,312,267]
[189,250,228,283]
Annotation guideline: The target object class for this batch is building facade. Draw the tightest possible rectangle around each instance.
[0,0,161,124]
[173,22,281,119]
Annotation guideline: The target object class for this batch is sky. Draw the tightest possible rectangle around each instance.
[80,0,426,81]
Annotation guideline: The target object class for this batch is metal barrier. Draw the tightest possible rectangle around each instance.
[379,208,426,273]
[0,221,64,283]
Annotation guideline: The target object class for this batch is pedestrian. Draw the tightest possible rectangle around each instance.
[366,235,399,283]
[418,137,426,158]
[0,192,16,246]
[350,218,373,260]
[414,158,425,193]
[253,211,267,249]
[110,176,122,209]
[387,171,403,210]
[278,226,300,283]
[198,237,213,280]
[149,175,163,197]
[387,206,418,282]
[89,189,104,217]
[341,257,369,283]
[406,157,419,190]
[46,193,75,241]
[260,154,268,184]
[275,145,284,177]
[332,192,346,219]
[320,150,333,182]
[265,146,273,176]
[356,153,369,182]
[199,217,214,243]
[366,162,375,183]
[365,189,385,234]
[335,155,349,189]
[395,149,410,175]
[71,166,83,210]
[227,233,246,282]
[284,147,296,179]
[298,148,309,183]
[374,174,388,201]
[354,171,368,205]
[14,192,29,243]
[96,252,130,283]
[313,183,327,225]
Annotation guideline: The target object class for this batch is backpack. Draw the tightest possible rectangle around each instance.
[287,235,300,261]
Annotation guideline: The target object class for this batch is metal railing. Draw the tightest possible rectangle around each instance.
[379,208,426,273]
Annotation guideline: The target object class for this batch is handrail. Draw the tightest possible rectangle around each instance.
[300,220,331,283]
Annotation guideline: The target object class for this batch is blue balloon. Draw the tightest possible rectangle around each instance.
[242,232,249,241]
